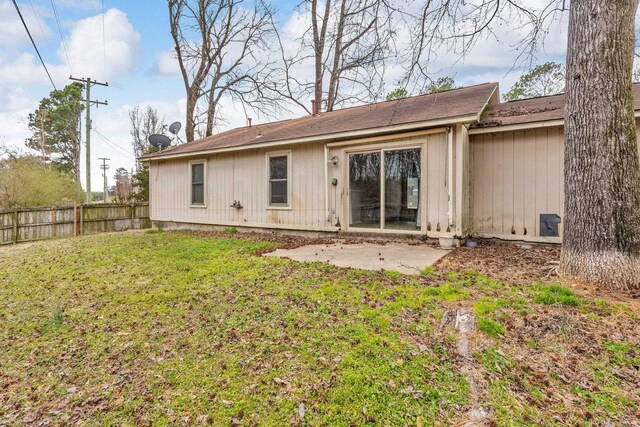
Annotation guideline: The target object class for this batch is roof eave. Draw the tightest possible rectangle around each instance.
[469,119,565,134]
[469,108,640,135]
[140,113,479,162]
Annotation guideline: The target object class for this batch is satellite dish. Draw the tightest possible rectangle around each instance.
[169,121,182,135]
[149,134,172,149]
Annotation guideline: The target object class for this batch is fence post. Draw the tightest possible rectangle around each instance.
[51,207,57,237]
[80,205,84,236]
[12,208,18,244]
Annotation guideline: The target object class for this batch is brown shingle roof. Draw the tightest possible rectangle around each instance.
[143,82,498,159]
[476,83,640,128]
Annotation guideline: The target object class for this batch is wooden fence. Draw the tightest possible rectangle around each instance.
[0,203,150,245]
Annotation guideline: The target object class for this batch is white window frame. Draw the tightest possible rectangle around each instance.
[266,150,292,210]
[189,159,207,208]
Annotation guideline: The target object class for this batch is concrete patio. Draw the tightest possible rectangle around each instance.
[263,242,450,274]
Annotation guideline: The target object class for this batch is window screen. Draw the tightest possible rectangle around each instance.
[191,163,204,205]
[268,155,288,206]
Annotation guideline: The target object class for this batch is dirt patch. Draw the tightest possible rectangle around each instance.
[168,229,439,256]
[435,240,561,284]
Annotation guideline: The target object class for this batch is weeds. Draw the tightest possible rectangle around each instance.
[477,318,505,337]
[145,229,164,234]
[420,265,436,276]
[533,284,582,306]
[50,306,64,327]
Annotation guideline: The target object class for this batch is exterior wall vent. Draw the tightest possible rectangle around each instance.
[540,214,561,237]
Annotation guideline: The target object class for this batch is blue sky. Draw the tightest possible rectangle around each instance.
[1,0,567,190]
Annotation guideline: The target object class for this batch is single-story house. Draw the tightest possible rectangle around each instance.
[140,82,640,244]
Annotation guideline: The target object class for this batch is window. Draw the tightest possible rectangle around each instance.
[190,162,205,205]
[267,151,290,208]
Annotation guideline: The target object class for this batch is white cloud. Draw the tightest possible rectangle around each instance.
[0,86,37,113]
[0,7,143,190]
[153,49,180,76]
[0,8,140,90]
[0,53,65,87]
[64,8,140,82]
[0,1,51,47]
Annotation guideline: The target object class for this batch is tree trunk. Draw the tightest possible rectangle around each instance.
[311,0,330,114]
[185,88,198,143]
[205,92,216,138]
[560,0,640,290]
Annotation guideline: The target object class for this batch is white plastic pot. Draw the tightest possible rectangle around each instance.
[439,237,454,249]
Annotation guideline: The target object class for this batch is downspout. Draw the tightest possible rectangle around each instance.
[324,144,330,222]
[447,127,454,232]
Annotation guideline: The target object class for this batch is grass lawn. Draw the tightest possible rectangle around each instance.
[0,231,638,426]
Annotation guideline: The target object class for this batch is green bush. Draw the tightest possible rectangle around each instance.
[0,156,83,209]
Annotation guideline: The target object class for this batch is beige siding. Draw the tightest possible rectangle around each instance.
[469,126,565,240]
[425,132,450,233]
[150,141,329,230]
[151,130,456,237]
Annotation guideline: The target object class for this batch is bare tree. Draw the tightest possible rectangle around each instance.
[407,0,640,291]
[168,0,278,142]
[112,167,132,203]
[405,1,565,92]
[275,0,398,114]
[129,105,164,170]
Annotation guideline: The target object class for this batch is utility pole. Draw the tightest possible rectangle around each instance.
[70,76,108,203]
[99,157,110,203]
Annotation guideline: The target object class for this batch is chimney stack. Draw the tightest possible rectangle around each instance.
[247,117,252,127]
[311,100,316,115]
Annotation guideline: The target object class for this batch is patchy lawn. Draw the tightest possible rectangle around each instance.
[0,231,638,426]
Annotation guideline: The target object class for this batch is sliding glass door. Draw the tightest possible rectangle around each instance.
[384,148,421,231]
[348,152,381,228]
[348,148,421,232]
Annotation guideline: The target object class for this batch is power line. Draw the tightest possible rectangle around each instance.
[49,0,73,74]
[101,0,106,71]
[27,0,49,44]
[94,129,135,160]
[11,0,57,90]
[97,133,135,160]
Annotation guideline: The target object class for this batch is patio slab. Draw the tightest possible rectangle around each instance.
[263,242,449,274]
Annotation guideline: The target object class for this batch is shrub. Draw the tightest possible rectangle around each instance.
[0,156,83,209]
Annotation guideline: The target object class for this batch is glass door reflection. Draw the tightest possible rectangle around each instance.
[384,148,421,231]
[348,152,381,228]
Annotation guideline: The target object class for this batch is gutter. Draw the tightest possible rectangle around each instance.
[140,113,479,162]
[468,119,564,135]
